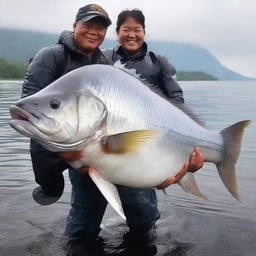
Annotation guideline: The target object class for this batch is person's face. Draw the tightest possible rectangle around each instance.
[73,17,107,55]
[118,17,145,56]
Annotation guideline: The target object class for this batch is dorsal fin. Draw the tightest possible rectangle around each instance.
[113,60,165,92]
[113,61,204,127]
[113,60,145,81]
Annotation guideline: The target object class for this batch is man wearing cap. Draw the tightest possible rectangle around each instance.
[22,3,113,238]
[22,3,164,244]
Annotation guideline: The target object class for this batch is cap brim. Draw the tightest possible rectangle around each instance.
[80,14,111,26]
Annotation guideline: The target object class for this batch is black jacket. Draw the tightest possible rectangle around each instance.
[103,43,184,103]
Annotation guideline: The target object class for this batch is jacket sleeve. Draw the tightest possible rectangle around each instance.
[22,45,63,98]
[158,55,184,103]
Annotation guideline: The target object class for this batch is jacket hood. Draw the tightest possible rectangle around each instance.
[58,30,77,52]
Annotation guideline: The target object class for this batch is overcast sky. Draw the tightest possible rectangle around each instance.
[1,0,256,78]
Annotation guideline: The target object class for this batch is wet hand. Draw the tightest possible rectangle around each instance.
[157,161,189,189]
[157,147,204,189]
[187,146,204,172]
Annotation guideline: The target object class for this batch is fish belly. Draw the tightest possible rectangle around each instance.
[82,133,197,188]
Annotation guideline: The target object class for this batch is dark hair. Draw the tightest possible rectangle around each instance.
[116,9,145,33]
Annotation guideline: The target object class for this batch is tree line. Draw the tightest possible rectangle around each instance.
[0,58,28,79]
[176,71,217,81]
[0,58,217,81]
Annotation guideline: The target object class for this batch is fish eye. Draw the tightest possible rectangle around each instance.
[50,99,61,109]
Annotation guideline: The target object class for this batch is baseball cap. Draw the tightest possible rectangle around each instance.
[75,4,112,27]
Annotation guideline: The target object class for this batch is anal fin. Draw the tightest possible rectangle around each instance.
[178,172,207,200]
[88,168,126,219]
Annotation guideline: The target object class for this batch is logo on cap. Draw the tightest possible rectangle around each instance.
[89,4,107,15]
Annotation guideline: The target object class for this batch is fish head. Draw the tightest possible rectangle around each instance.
[9,85,107,152]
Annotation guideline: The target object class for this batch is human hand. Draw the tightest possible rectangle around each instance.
[157,147,204,189]
[187,146,204,172]
[58,151,89,174]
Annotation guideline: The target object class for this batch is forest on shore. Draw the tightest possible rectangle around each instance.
[0,58,217,81]
[0,58,28,79]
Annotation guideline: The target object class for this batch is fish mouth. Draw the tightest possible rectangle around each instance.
[10,105,39,124]
[9,105,57,140]
[9,105,93,152]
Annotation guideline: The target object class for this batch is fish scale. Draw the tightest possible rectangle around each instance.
[9,64,251,218]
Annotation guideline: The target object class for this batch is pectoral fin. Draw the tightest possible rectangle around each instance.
[101,130,160,154]
[88,168,126,219]
[178,172,207,200]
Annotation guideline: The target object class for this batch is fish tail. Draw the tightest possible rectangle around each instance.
[217,120,251,201]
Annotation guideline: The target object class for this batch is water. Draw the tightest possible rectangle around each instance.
[0,81,255,255]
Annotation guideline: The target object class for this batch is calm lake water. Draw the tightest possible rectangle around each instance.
[0,80,255,256]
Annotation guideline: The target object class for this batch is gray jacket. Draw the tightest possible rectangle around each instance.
[22,30,110,98]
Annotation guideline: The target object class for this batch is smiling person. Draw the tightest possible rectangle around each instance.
[104,9,204,179]
[103,8,204,241]
[104,9,184,103]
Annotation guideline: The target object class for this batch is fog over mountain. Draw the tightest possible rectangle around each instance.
[0,28,254,81]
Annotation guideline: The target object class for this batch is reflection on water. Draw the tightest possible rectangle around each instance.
[0,82,33,192]
[181,81,256,178]
[0,81,256,256]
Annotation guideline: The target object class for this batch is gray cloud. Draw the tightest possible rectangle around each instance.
[1,0,255,77]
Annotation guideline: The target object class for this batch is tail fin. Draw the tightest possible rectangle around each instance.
[217,120,251,201]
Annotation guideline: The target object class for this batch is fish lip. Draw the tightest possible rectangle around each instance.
[9,105,44,138]
[9,105,39,124]
[10,105,62,137]
[9,105,53,138]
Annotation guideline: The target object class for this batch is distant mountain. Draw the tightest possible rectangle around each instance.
[0,28,254,80]
[0,28,59,63]
[146,41,255,81]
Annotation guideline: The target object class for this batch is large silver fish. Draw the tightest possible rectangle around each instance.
[9,64,251,219]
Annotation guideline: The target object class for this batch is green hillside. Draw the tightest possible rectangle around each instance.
[0,58,217,81]
[176,71,217,81]
[0,58,27,79]
[1,28,254,80]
